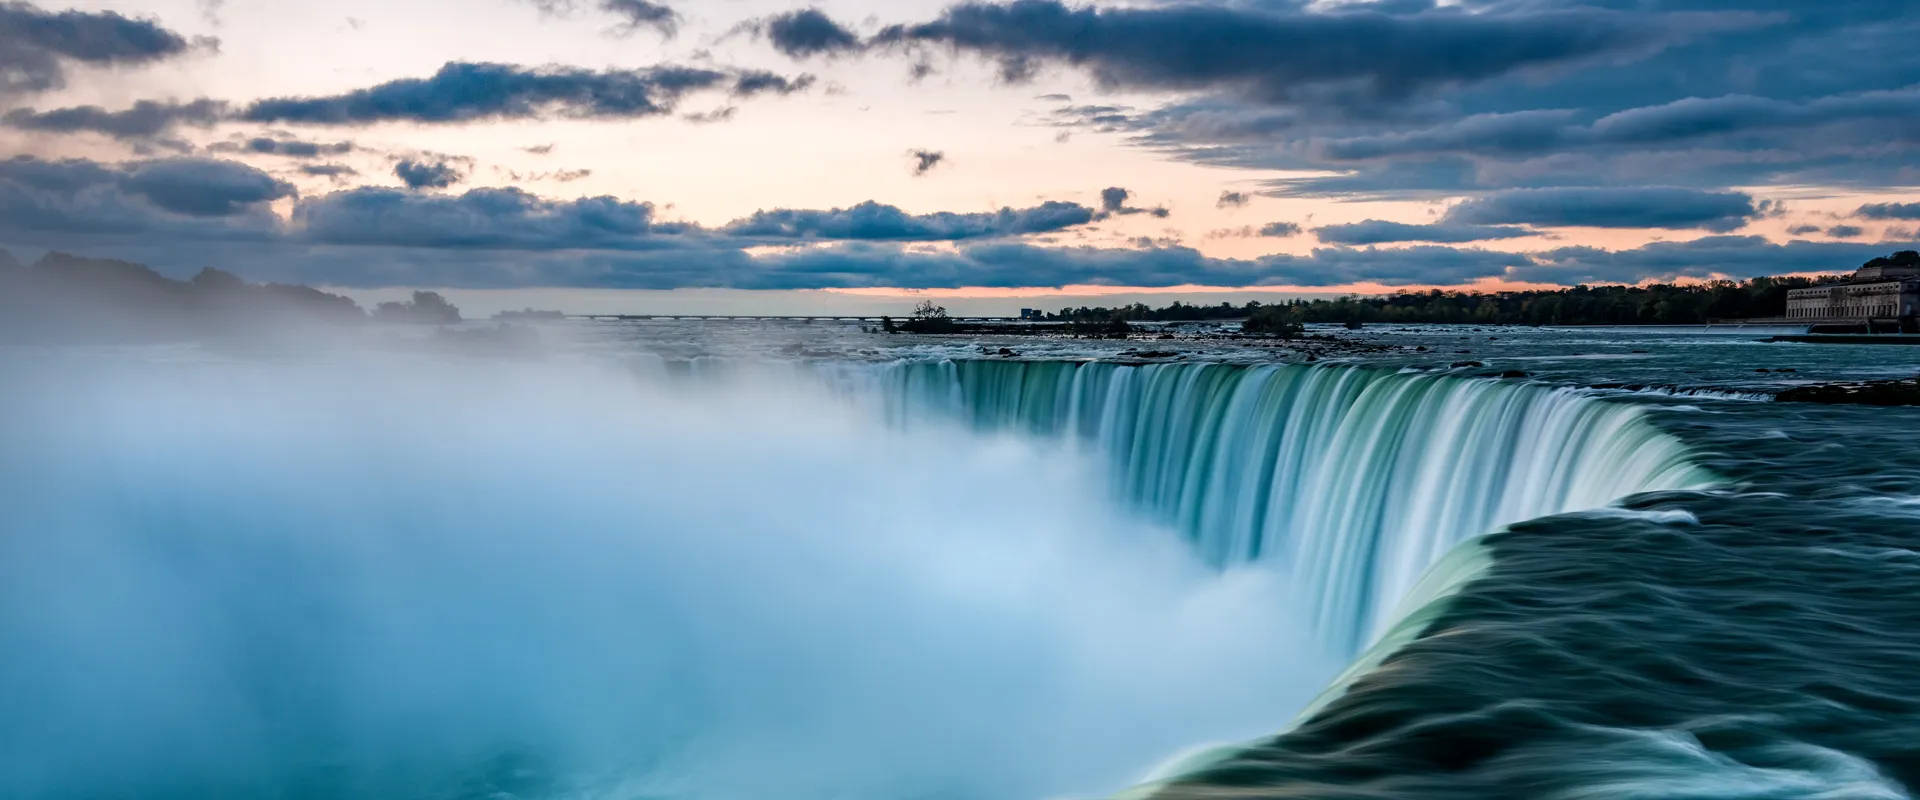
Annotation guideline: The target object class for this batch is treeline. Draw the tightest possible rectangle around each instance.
[0,250,463,343]
[1042,275,1844,327]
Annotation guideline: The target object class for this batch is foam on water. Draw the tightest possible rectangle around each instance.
[868,360,1715,652]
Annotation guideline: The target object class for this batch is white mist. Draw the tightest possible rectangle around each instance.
[0,352,1337,800]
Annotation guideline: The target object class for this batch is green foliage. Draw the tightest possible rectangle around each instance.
[1862,250,1920,271]
[374,290,463,325]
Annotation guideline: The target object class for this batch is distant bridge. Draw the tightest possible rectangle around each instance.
[572,314,1026,322]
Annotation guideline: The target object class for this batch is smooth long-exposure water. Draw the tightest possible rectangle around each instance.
[4,319,1919,799]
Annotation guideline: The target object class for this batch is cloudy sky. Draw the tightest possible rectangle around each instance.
[3,0,1919,313]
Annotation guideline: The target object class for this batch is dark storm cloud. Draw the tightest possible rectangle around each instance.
[1,99,227,139]
[517,0,678,36]
[1516,236,1914,285]
[1587,90,1920,147]
[239,61,811,125]
[721,200,1095,240]
[15,155,1907,292]
[393,159,465,190]
[0,2,200,96]
[910,149,945,175]
[684,106,736,124]
[1302,89,1920,163]
[1443,187,1757,232]
[300,164,357,179]
[871,0,1719,101]
[0,155,118,194]
[1022,0,1920,194]
[291,187,683,249]
[1097,187,1168,218]
[1,157,1097,257]
[119,159,295,216]
[761,8,863,58]
[1217,190,1249,209]
[221,135,354,158]
[731,69,815,97]
[602,0,679,37]
[1857,202,1920,221]
[37,232,1918,293]
[0,156,288,241]
[292,188,1095,250]
[502,168,592,183]
[1313,219,1532,244]
[0,154,1463,288]
[411,240,1527,291]
[520,0,572,16]
[1094,94,1920,195]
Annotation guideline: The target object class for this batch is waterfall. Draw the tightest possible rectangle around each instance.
[872,360,1715,653]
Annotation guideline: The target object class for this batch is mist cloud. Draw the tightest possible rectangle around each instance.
[0,355,1339,799]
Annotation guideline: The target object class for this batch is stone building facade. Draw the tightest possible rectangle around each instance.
[1785,262,1920,326]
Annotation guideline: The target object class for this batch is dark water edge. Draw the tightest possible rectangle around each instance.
[1142,400,1920,798]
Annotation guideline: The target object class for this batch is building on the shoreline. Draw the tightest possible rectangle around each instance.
[1784,255,1920,332]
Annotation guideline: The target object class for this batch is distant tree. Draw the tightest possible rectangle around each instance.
[1242,305,1304,337]
[900,300,955,333]
[1,252,367,343]
[374,291,463,325]
[1863,250,1920,270]
[1022,269,1874,328]
[189,267,246,293]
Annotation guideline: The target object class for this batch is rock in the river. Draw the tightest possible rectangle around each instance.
[1776,378,1920,406]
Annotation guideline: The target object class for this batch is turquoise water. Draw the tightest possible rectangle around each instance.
[869,360,1712,652]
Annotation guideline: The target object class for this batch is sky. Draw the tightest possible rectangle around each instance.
[2,0,1919,314]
